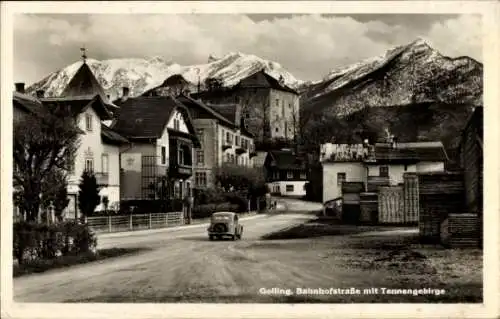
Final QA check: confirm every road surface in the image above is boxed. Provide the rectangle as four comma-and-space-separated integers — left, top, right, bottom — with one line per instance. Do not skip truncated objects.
15, 199, 327, 303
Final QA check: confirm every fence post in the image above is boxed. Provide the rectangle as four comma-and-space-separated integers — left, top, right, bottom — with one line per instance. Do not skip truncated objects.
165, 213, 168, 226
129, 214, 133, 230
149, 213, 152, 229
108, 215, 112, 233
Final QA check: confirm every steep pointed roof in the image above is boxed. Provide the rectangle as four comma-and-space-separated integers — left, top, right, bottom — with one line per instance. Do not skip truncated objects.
60, 62, 115, 108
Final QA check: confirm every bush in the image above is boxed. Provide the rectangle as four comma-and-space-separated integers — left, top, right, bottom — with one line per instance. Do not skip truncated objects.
118, 199, 183, 215
193, 188, 226, 205
13, 221, 97, 265
223, 192, 249, 212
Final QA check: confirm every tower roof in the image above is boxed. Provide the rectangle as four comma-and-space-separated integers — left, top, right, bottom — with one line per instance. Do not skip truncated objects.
60, 62, 115, 108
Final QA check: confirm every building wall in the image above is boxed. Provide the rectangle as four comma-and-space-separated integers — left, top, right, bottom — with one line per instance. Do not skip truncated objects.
166, 109, 190, 134
322, 162, 365, 202
192, 118, 255, 189
416, 161, 445, 172
461, 120, 482, 214
367, 164, 417, 185
268, 88, 300, 140
267, 180, 307, 197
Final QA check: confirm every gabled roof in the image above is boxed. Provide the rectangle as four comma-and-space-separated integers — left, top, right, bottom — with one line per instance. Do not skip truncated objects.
177, 95, 253, 137
13, 91, 43, 114
265, 150, 306, 170
101, 124, 129, 145
60, 62, 117, 109
40, 94, 113, 120
371, 141, 448, 163
111, 96, 199, 145
239, 70, 298, 94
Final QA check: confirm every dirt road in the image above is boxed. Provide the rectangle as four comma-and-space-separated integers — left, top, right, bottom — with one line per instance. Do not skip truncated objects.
14, 210, 320, 303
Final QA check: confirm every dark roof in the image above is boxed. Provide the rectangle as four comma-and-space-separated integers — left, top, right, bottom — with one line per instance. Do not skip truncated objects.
13, 91, 43, 114
459, 106, 483, 150
111, 96, 199, 145
177, 95, 253, 137
176, 95, 234, 127
61, 62, 116, 109
239, 70, 298, 94
369, 142, 448, 163
163, 74, 189, 86
101, 124, 129, 145
265, 150, 306, 169
40, 95, 113, 120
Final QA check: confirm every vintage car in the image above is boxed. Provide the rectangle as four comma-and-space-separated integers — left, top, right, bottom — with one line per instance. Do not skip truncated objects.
207, 211, 243, 241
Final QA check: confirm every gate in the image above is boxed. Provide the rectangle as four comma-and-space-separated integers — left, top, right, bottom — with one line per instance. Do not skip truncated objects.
378, 186, 404, 224
403, 173, 419, 223
142, 156, 160, 200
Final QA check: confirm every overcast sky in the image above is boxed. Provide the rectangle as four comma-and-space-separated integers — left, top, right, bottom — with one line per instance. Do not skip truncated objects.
14, 13, 482, 85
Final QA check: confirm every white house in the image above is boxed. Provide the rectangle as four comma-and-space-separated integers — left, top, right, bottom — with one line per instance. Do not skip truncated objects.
38, 59, 128, 219
263, 149, 308, 197
321, 140, 448, 203
112, 95, 201, 201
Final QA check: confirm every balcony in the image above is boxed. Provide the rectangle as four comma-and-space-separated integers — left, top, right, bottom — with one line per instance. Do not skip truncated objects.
367, 176, 390, 192
169, 137, 193, 179
222, 141, 232, 151
94, 172, 109, 186
235, 147, 246, 155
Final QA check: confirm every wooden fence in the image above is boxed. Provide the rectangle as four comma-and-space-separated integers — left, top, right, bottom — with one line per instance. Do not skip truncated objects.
403, 173, 419, 223
86, 211, 184, 234
440, 213, 480, 248
378, 186, 405, 223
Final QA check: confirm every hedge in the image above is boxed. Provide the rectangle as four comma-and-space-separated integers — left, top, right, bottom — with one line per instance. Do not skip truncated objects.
13, 221, 97, 265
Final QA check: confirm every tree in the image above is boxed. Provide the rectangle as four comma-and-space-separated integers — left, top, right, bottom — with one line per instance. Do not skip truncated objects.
205, 77, 223, 91
13, 106, 80, 222
78, 170, 101, 221
41, 169, 70, 222
214, 164, 265, 195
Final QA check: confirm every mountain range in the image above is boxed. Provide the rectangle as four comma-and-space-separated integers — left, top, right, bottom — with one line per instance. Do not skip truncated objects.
26, 38, 483, 153
26, 52, 303, 101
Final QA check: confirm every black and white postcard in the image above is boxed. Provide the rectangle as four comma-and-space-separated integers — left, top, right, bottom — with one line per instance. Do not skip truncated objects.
1, 1, 499, 319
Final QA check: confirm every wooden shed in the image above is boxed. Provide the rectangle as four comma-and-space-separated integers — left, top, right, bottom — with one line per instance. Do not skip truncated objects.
418, 171, 465, 242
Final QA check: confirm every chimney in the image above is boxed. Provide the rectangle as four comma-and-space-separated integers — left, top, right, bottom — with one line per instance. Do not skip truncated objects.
15, 82, 25, 93
122, 87, 130, 101
36, 90, 45, 98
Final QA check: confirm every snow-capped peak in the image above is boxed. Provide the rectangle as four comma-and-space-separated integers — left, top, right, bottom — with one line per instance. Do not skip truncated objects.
27, 51, 304, 100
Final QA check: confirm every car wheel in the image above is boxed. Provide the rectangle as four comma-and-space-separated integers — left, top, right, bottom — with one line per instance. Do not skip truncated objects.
209, 235, 214, 241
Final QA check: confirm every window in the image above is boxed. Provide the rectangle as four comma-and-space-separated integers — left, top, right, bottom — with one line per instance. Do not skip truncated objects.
337, 172, 346, 186
101, 154, 109, 173
241, 138, 247, 149
287, 171, 293, 179
273, 171, 279, 180
178, 147, 184, 165
85, 114, 92, 131
196, 129, 204, 146
174, 118, 180, 130
276, 98, 279, 106
282, 103, 285, 117
286, 185, 294, 192
226, 132, 233, 144
289, 103, 292, 109
404, 164, 408, 171
380, 166, 389, 177
300, 172, 306, 179
85, 158, 94, 173
196, 150, 204, 165
230, 154, 235, 164
195, 172, 207, 187
226, 153, 231, 163
274, 185, 280, 193
161, 146, 166, 165
275, 127, 279, 132
235, 135, 240, 146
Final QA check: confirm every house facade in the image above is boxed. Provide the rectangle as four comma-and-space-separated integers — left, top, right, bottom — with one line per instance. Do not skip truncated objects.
112, 96, 200, 201
190, 70, 300, 142
263, 149, 308, 197
13, 58, 128, 220
321, 140, 448, 203
175, 95, 256, 189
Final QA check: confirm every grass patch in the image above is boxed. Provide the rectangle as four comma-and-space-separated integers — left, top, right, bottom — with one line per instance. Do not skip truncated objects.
261, 218, 395, 240
13, 247, 150, 277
